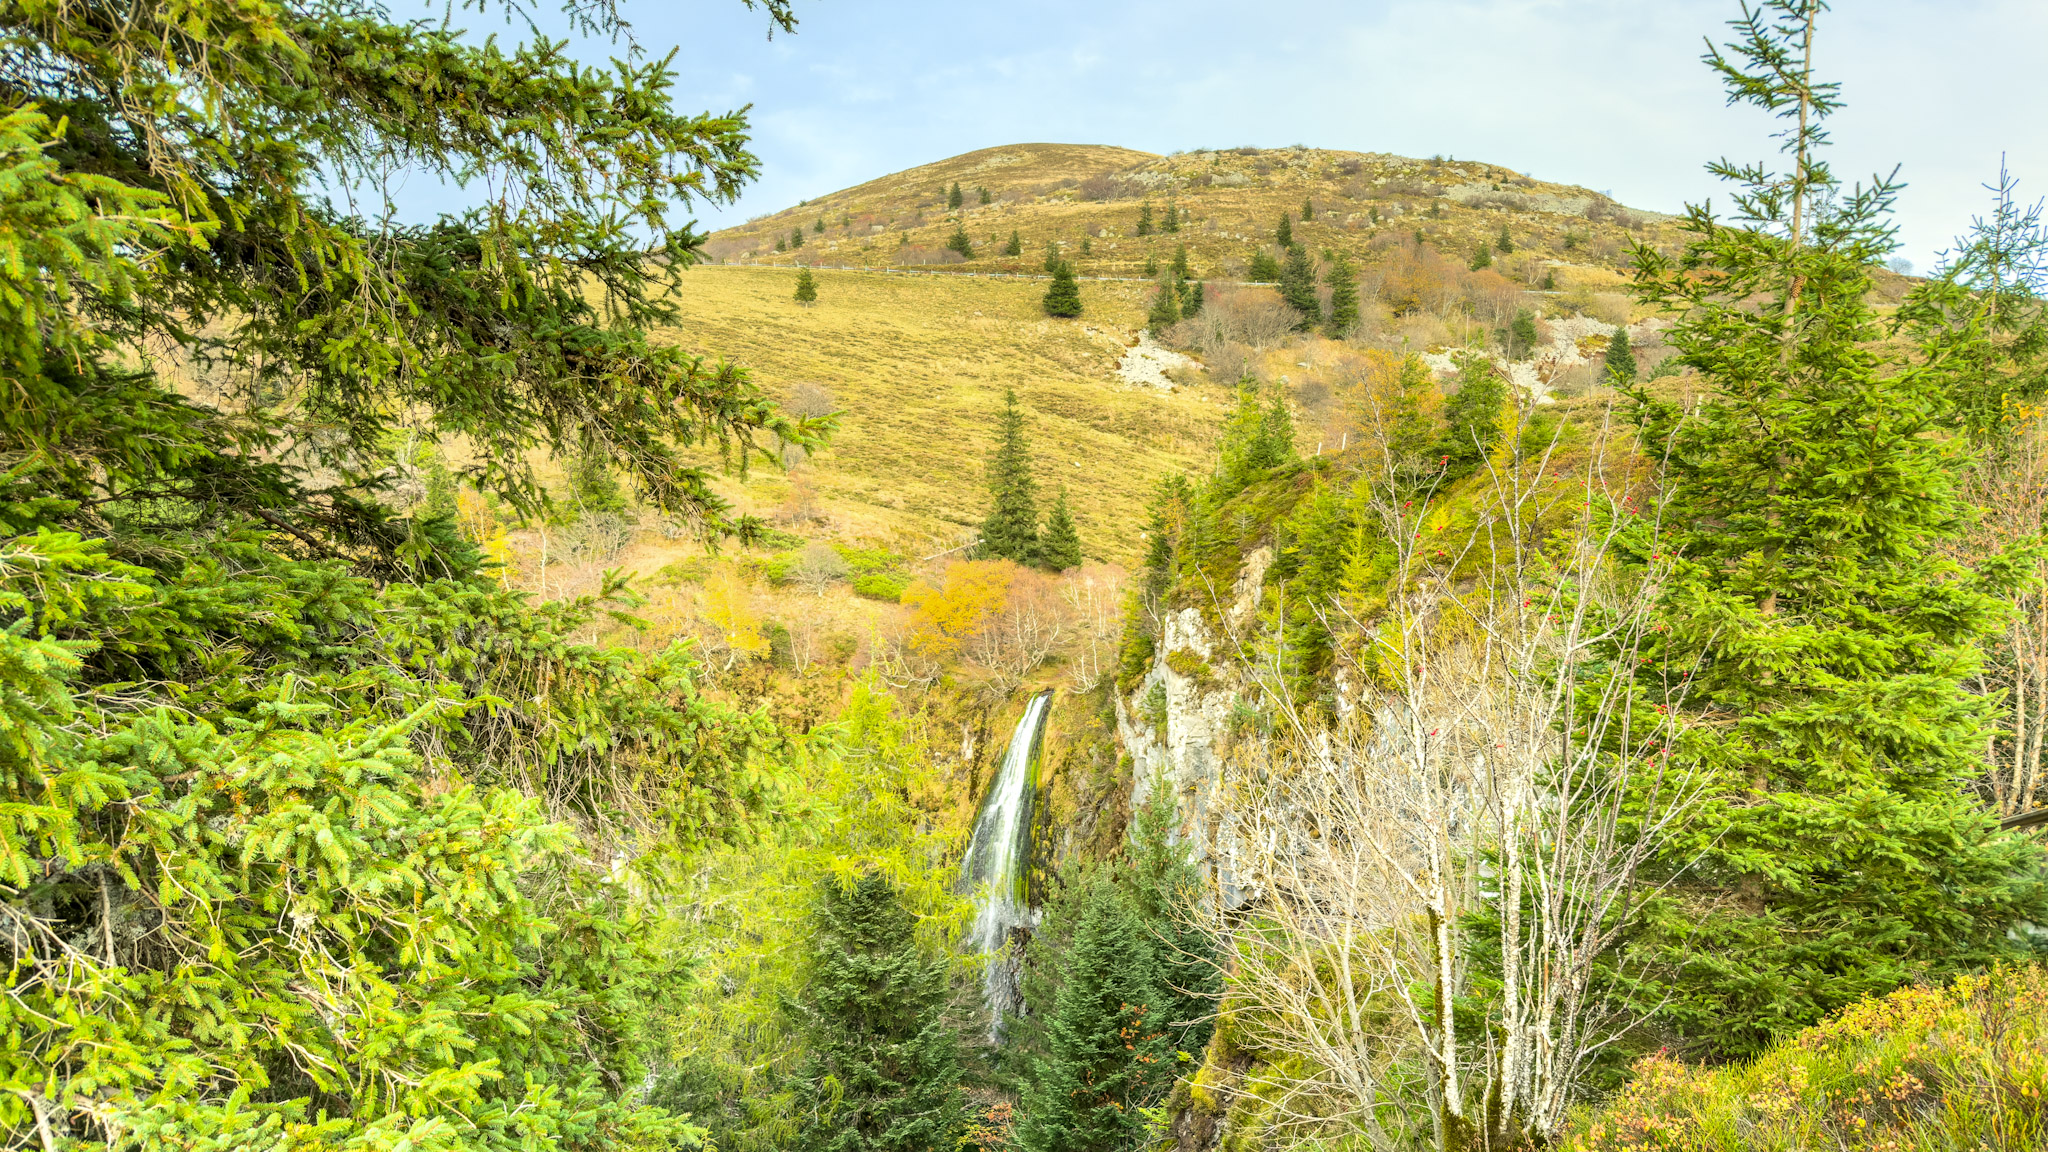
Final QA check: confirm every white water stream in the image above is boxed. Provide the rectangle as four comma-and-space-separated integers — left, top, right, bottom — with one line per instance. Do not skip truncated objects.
956, 689, 1052, 1032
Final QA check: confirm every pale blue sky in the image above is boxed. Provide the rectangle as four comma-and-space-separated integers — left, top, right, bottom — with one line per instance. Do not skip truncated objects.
418, 0, 2046, 270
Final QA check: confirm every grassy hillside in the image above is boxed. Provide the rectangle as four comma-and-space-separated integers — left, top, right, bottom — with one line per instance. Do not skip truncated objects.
656, 264, 1223, 563
706, 142, 1675, 285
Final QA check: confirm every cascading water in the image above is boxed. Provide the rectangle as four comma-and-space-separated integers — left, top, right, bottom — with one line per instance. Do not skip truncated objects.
956, 689, 1052, 1034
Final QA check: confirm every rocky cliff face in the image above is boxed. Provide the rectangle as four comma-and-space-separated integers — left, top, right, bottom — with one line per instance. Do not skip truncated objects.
1113, 546, 1273, 907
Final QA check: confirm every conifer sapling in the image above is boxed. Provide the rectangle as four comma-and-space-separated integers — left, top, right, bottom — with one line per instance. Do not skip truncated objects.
793, 266, 817, 303
1043, 262, 1083, 318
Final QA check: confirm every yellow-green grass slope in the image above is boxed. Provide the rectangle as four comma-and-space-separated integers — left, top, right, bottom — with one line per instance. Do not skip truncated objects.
1568, 965, 2048, 1152
708, 143, 1677, 284
656, 264, 1223, 563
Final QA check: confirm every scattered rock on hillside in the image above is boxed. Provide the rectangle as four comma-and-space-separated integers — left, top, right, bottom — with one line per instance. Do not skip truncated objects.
1116, 332, 1197, 391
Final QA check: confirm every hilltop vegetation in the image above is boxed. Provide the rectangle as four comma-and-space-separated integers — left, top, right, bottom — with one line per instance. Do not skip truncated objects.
707, 141, 1675, 290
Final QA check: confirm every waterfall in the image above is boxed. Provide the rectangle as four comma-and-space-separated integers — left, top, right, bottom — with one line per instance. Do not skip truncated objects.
957, 689, 1052, 1032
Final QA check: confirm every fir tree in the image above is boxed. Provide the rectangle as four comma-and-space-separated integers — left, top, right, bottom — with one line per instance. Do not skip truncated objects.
776, 235, 787, 252
1142, 254, 1159, 277
1508, 308, 1539, 357
1301, 196, 1314, 222
1495, 223, 1514, 253
1469, 241, 1492, 270
1163, 202, 1180, 233
947, 181, 963, 209
1080, 236, 1093, 256
792, 226, 804, 249
793, 266, 817, 303
1015, 879, 1171, 1152
1276, 211, 1293, 247
1147, 277, 1182, 330
1043, 262, 1083, 317
1324, 252, 1360, 338
1171, 243, 1190, 280
1124, 786, 1218, 1060
1603, 325, 1636, 382
1279, 245, 1321, 330
946, 224, 974, 260
1044, 240, 1062, 272
1180, 280, 1205, 318
1541, 268, 1557, 290
1136, 202, 1154, 237
1039, 487, 1083, 571
1004, 230, 1023, 256
978, 185, 991, 205
814, 215, 826, 233
1248, 248, 1282, 282
1432, 353, 1506, 481
787, 872, 966, 1152
981, 389, 1041, 563
1621, 0, 2048, 1058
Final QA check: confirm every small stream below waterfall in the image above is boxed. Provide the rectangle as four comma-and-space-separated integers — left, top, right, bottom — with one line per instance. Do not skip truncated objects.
956, 689, 1052, 1034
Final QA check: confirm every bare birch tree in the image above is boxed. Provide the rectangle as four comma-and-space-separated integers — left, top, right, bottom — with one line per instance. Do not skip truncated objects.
1217, 402, 1704, 1150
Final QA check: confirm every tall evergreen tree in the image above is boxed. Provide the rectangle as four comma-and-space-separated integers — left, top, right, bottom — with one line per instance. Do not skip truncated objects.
1495, 223, 1514, 253
1276, 211, 1293, 247
1469, 241, 1491, 270
794, 266, 817, 302
947, 181, 963, 209
1044, 240, 1062, 273
1136, 202, 1154, 236
1040, 487, 1083, 571
1004, 230, 1023, 256
1123, 786, 1218, 1060
1248, 248, 1282, 282
1603, 324, 1637, 382
1279, 245, 1321, 330
980, 389, 1041, 562
945, 224, 974, 259
1171, 243, 1191, 280
814, 215, 826, 233
787, 872, 966, 1152
1180, 280, 1205, 318
1433, 353, 1507, 481
1508, 308, 1540, 357
1301, 196, 1314, 222
1015, 879, 1171, 1152
792, 226, 805, 249
1147, 277, 1183, 330
1621, 0, 2048, 1059
1163, 202, 1181, 233
1043, 262, 1083, 317
978, 185, 991, 205
1324, 252, 1359, 337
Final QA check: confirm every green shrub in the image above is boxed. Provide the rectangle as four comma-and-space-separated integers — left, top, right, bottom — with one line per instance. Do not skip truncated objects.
852, 572, 911, 602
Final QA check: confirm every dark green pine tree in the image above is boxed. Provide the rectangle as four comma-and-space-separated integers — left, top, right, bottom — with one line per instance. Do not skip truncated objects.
1495, 223, 1514, 253
794, 267, 817, 303
1043, 240, 1062, 273
947, 181, 963, 209
1301, 196, 1313, 222
1275, 211, 1293, 247
1621, 0, 2048, 1060
814, 215, 826, 234
775, 235, 787, 252
1039, 487, 1082, 571
1142, 254, 1159, 277
1136, 202, 1154, 237
1432, 353, 1506, 481
1247, 248, 1282, 282
1122, 786, 1218, 1060
1278, 245, 1321, 330
792, 226, 804, 249
1324, 253, 1359, 338
1179, 280, 1204, 318
787, 873, 966, 1152
1541, 268, 1557, 290
980, 389, 1041, 563
1508, 308, 1539, 357
1004, 230, 1023, 256
978, 185, 991, 205
1170, 243, 1190, 280
1163, 202, 1181, 233
946, 223, 974, 259
1015, 878, 1171, 1152
1043, 262, 1083, 317
1147, 277, 1182, 330
1603, 324, 1637, 382
1469, 241, 1491, 270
